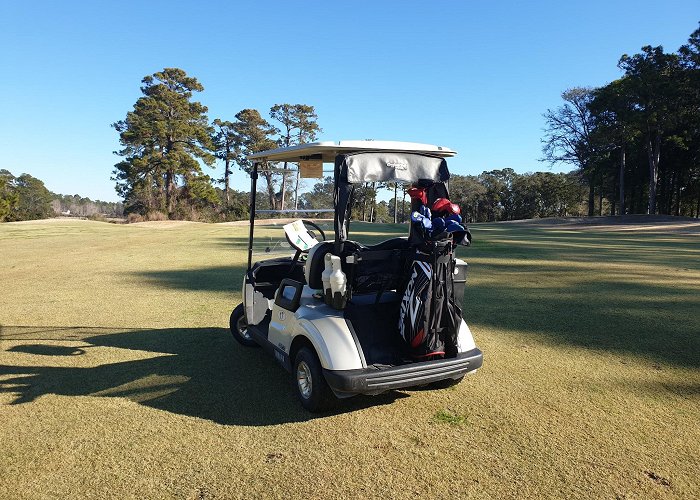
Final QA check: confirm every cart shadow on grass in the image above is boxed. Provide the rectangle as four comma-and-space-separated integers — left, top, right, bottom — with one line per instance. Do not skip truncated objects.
0, 325, 405, 426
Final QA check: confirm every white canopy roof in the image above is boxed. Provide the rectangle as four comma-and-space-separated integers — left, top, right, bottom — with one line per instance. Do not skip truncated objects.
247, 140, 456, 163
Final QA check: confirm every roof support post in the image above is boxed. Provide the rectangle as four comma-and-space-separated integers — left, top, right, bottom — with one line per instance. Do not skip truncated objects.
247, 162, 259, 272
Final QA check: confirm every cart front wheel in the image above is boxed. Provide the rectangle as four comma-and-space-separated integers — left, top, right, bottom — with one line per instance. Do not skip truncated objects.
229, 304, 258, 347
294, 346, 335, 412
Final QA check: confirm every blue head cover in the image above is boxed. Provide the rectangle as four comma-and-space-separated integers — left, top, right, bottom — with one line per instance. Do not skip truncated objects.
411, 211, 433, 230
445, 220, 464, 234
431, 217, 446, 234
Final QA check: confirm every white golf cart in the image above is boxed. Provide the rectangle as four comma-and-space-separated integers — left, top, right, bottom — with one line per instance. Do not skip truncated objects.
230, 141, 482, 411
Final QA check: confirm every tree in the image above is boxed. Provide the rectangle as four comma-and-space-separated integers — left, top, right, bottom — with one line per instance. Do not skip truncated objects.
269, 104, 322, 210
590, 78, 640, 215
374, 200, 390, 223
384, 182, 401, 223
299, 176, 334, 210
541, 87, 598, 215
0, 170, 19, 221
448, 175, 487, 223
477, 169, 517, 221
232, 109, 279, 210
49, 193, 123, 217
178, 172, 219, 220
112, 68, 215, 218
618, 46, 682, 214
678, 24, 700, 217
211, 119, 237, 205
291, 105, 322, 209
352, 183, 381, 221
12, 173, 53, 220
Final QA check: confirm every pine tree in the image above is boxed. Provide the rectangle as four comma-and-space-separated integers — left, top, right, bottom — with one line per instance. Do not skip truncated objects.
112, 68, 214, 218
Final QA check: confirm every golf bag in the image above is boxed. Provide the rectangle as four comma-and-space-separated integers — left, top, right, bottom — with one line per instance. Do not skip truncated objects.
398, 239, 461, 359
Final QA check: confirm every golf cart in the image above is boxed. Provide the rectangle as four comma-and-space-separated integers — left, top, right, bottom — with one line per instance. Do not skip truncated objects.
230, 141, 483, 411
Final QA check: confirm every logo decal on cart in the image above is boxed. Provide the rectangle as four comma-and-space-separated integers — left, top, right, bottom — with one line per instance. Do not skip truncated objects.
386, 160, 408, 171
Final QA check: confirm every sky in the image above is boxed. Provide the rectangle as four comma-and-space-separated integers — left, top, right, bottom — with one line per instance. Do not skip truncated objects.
1, 1, 698, 202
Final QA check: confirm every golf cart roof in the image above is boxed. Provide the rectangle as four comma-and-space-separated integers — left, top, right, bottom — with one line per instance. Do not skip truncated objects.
247, 140, 456, 163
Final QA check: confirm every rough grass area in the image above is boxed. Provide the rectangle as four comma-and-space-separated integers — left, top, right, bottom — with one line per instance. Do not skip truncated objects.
1, 218, 699, 499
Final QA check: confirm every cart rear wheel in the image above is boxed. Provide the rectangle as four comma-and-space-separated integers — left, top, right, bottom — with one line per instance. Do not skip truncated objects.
294, 346, 335, 412
229, 304, 258, 347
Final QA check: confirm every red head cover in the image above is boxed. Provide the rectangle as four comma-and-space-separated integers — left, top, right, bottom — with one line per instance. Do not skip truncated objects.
432, 197, 461, 215
432, 198, 451, 213
407, 187, 428, 206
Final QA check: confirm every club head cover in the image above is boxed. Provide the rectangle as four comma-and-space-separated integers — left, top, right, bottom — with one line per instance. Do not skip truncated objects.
455, 229, 472, 246
431, 198, 452, 214
411, 211, 433, 230
449, 203, 461, 215
431, 217, 446, 234
419, 205, 432, 219
407, 187, 428, 206
445, 220, 464, 234
446, 213, 462, 224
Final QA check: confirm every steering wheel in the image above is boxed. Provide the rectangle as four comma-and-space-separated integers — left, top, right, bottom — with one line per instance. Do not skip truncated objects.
283, 219, 326, 254
301, 219, 326, 243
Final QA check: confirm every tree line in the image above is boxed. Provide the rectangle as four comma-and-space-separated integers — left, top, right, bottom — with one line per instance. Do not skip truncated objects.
542, 23, 700, 217
112, 68, 320, 222
0, 169, 123, 222
11, 30, 698, 227
297, 169, 587, 224
115, 49, 700, 226
112, 67, 590, 225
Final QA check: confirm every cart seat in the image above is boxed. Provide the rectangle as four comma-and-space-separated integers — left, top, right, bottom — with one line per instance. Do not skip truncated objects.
250, 257, 306, 298
305, 238, 412, 294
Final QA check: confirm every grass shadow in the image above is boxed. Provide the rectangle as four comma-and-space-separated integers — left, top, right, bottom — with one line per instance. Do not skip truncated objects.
8, 344, 86, 356
133, 266, 246, 293
0, 326, 402, 425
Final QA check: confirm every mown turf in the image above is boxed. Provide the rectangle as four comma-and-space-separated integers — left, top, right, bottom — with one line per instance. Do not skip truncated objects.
1, 218, 698, 499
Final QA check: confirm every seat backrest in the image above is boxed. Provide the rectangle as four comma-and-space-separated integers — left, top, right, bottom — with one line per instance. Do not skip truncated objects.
305, 241, 333, 289
305, 238, 412, 294
348, 239, 412, 294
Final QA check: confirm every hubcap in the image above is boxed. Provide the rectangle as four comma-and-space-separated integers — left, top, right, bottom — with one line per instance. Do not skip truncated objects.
237, 316, 252, 340
297, 361, 313, 399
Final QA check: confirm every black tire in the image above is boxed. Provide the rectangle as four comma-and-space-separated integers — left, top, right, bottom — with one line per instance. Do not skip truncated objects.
229, 304, 258, 347
431, 376, 464, 389
293, 346, 335, 412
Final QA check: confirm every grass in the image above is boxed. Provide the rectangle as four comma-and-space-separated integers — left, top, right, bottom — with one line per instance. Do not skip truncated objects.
433, 409, 469, 426
1, 217, 699, 499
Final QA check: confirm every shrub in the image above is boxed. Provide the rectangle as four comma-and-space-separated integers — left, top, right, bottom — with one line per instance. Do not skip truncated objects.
87, 213, 107, 222
145, 211, 167, 221
127, 213, 144, 223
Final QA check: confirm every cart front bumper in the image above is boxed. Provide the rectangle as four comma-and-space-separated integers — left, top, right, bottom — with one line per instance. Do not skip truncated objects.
323, 348, 483, 396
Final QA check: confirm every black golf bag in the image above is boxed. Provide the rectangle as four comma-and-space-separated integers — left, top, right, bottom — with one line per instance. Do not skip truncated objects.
398, 239, 462, 359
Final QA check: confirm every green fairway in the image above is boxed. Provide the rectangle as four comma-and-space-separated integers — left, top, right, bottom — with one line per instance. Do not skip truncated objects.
1, 218, 699, 499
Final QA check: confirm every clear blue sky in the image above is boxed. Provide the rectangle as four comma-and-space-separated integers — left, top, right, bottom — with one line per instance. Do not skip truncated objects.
1, 1, 697, 202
